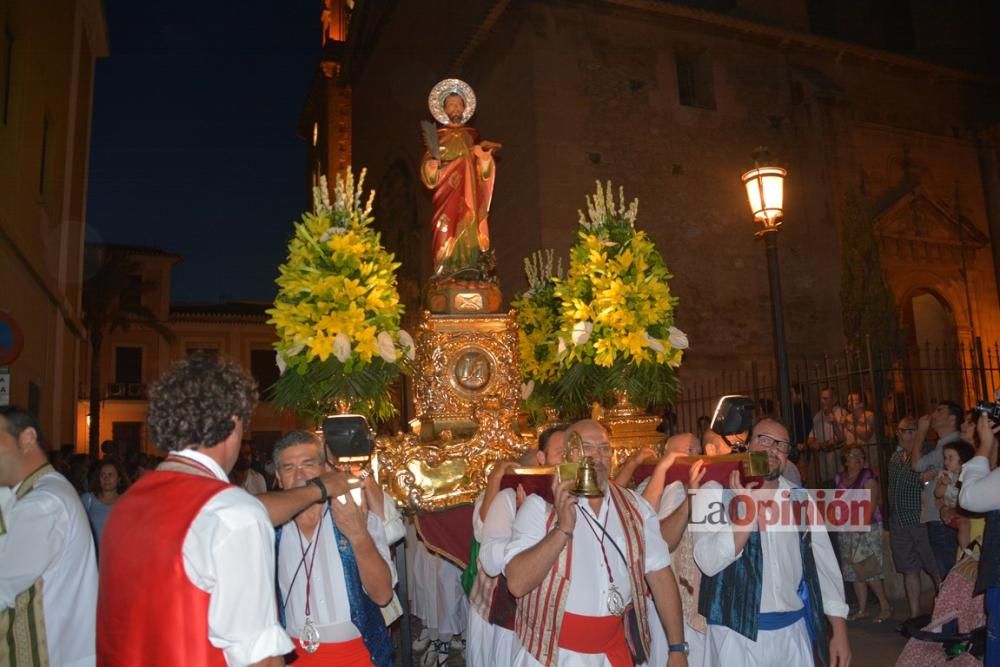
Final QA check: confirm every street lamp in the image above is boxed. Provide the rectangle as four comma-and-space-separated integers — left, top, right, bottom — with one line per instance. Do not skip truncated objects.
741, 147, 791, 424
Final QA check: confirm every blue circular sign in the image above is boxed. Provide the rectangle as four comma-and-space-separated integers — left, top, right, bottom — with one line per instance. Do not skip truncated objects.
0, 313, 24, 365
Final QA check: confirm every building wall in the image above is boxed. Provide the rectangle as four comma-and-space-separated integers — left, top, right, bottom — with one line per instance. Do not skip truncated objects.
76, 315, 296, 454
344, 0, 1000, 396
0, 0, 107, 447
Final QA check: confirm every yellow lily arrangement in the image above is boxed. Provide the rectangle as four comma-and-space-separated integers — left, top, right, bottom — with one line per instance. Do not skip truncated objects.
551, 181, 687, 415
267, 169, 411, 421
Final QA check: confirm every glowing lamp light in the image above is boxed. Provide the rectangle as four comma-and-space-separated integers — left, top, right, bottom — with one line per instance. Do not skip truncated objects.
741, 164, 786, 232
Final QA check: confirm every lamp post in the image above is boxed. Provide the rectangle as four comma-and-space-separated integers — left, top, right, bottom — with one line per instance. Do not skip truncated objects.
741, 147, 792, 424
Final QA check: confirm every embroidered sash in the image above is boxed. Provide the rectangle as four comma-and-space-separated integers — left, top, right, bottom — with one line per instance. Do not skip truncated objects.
0, 464, 54, 667
514, 484, 649, 667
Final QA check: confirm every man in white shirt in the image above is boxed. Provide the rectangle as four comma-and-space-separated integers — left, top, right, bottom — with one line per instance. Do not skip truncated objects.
910, 401, 963, 578
808, 387, 846, 483
97, 354, 351, 666
637, 433, 708, 667
505, 419, 688, 666
0, 406, 98, 667
273, 430, 394, 666
692, 418, 851, 667
469, 427, 567, 667
241, 442, 269, 495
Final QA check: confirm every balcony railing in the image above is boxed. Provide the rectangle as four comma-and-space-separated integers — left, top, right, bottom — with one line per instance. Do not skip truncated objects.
105, 382, 147, 400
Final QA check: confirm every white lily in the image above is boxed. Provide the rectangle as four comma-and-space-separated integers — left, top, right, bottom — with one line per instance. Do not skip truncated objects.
275, 351, 287, 375
376, 331, 397, 363
397, 329, 416, 361
571, 321, 594, 346
333, 333, 351, 362
557, 337, 568, 359
643, 331, 665, 354
521, 380, 535, 401
668, 326, 689, 350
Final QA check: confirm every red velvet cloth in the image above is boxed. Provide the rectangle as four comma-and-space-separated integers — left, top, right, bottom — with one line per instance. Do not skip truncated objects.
289, 637, 372, 666
633, 457, 761, 488
98, 470, 230, 666
558, 611, 633, 667
415, 504, 475, 568
500, 472, 556, 503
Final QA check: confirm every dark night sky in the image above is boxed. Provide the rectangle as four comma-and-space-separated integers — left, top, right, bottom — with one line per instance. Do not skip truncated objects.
86, 1, 320, 303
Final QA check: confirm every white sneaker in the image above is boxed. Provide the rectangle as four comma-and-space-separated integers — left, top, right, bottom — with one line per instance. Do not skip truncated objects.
420, 640, 449, 667
412, 628, 431, 653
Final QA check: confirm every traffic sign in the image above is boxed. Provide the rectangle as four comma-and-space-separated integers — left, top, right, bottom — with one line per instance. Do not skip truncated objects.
0, 313, 24, 366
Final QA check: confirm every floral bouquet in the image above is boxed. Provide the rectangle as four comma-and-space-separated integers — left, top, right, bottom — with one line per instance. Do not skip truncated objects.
511, 249, 563, 422
553, 181, 687, 416
267, 169, 412, 422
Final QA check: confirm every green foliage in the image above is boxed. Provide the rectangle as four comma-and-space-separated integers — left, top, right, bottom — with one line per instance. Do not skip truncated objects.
840, 192, 901, 356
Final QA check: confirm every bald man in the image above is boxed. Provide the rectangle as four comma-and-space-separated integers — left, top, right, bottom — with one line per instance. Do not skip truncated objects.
504, 420, 688, 666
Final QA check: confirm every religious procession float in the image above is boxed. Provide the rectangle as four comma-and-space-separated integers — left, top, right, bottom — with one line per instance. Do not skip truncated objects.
266, 78, 689, 565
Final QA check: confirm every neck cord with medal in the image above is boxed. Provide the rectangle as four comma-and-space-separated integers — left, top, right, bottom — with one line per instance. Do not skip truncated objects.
295, 507, 326, 653
578, 502, 627, 616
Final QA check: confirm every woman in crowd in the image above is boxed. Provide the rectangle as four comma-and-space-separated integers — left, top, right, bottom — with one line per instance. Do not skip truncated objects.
81, 458, 129, 551
836, 446, 892, 622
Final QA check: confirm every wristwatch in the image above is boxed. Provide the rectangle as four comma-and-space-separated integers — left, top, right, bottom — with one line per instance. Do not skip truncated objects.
668, 641, 689, 656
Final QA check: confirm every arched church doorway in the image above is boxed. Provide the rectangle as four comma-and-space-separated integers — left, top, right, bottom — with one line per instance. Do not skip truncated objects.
901, 289, 962, 410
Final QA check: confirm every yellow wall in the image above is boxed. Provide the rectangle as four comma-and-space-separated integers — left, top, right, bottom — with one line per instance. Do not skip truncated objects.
0, 0, 108, 448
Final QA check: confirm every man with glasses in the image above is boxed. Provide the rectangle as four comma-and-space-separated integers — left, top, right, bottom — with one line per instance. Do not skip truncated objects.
504, 419, 688, 666
693, 418, 851, 666
888, 416, 940, 622
910, 401, 963, 578
272, 430, 394, 666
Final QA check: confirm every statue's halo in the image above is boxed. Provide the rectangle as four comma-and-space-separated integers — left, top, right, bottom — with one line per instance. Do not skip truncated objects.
428, 78, 476, 125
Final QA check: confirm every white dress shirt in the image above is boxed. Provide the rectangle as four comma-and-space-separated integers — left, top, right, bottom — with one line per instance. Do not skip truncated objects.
242, 468, 268, 496
467, 489, 519, 667
915, 432, 960, 523
504, 487, 670, 667
692, 478, 848, 618
480, 488, 517, 577
277, 504, 394, 643
173, 449, 294, 665
959, 455, 1000, 512
0, 469, 98, 667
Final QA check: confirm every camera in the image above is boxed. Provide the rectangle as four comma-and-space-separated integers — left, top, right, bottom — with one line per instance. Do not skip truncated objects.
973, 401, 1000, 424
321, 414, 374, 465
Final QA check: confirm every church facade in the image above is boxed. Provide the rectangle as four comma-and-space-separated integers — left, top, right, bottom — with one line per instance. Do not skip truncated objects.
309, 0, 1000, 402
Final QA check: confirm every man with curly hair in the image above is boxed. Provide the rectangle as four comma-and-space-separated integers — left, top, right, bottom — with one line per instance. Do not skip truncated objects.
96, 354, 352, 666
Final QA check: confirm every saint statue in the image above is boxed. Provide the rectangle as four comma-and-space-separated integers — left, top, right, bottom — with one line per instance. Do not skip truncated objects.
420, 79, 501, 284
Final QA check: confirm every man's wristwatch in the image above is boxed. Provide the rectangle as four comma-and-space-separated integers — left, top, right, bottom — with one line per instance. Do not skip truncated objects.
308, 476, 329, 504
668, 641, 689, 656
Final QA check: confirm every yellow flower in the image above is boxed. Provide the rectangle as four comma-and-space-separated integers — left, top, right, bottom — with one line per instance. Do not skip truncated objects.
353, 325, 378, 362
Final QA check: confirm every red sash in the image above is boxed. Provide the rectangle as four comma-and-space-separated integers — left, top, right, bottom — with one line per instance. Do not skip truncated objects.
558, 611, 633, 667
291, 637, 371, 666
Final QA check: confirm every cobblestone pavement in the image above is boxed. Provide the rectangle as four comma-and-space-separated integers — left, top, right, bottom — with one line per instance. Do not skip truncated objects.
393, 612, 917, 666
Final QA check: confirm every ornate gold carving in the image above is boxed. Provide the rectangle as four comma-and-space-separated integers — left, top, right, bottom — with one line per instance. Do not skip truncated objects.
455, 293, 484, 311
378, 395, 528, 511
376, 310, 530, 510
602, 391, 665, 472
